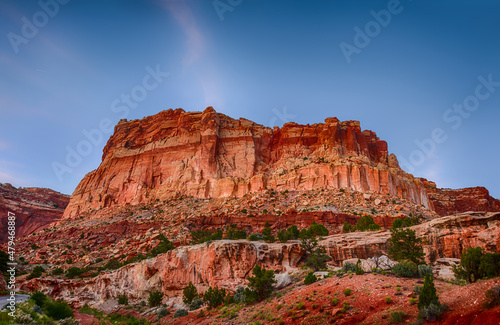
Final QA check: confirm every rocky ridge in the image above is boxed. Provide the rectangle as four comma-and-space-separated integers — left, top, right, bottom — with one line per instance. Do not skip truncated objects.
0, 183, 69, 243
64, 107, 435, 219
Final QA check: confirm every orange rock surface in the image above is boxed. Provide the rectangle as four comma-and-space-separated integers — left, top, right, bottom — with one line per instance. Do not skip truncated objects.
0, 183, 69, 242
64, 107, 432, 219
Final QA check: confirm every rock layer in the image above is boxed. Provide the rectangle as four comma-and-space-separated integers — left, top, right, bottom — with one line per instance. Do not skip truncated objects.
64, 108, 432, 219
320, 211, 500, 264
22, 240, 303, 307
424, 181, 500, 216
0, 183, 69, 242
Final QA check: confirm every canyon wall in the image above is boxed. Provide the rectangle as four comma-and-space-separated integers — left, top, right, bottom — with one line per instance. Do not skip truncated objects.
64, 107, 431, 219
0, 183, 69, 242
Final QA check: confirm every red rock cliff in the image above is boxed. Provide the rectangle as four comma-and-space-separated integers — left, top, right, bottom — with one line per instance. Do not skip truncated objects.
64, 107, 429, 218
63, 108, 431, 219
0, 183, 69, 242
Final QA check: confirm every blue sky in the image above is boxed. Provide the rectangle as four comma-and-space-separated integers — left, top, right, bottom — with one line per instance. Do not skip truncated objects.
0, 0, 499, 198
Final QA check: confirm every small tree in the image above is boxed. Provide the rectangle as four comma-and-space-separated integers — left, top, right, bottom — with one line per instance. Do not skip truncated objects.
150, 234, 175, 257
148, 290, 164, 307
262, 222, 275, 243
356, 215, 381, 231
300, 229, 329, 271
355, 259, 364, 275
453, 247, 483, 283
118, 294, 128, 305
304, 271, 317, 285
202, 286, 226, 308
418, 274, 439, 310
388, 227, 424, 265
183, 281, 199, 305
286, 225, 300, 239
247, 265, 276, 301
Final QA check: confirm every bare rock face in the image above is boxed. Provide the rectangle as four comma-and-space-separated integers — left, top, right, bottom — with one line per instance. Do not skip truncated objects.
320, 211, 500, 265
0, 183, 69, 242
425, 182, 500, 216
63, 107, 432, 219
22, 240, 304, 307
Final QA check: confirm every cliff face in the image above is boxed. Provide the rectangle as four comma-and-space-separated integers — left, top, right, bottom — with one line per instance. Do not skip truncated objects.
0, 183, 69, 242
423, 180, 500, 216
64, 107, 431, 219
22, 240, 303, 307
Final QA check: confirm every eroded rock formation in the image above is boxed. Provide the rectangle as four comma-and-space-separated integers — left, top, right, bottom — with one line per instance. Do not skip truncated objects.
0, 183, 69, 242
64, 107, 432, 219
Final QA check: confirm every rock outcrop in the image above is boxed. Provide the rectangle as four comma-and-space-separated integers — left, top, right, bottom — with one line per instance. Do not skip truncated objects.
0, 183, 69, 242
22, 240, 304, 307
423, 180, 500, 216
64, 107, 432, 219
321, 211, 500, 264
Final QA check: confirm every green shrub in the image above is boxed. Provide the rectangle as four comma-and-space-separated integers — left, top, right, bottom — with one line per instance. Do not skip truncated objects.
389, 311, 406, 323
27, 266, 44, 279
344, 288, 352, 296
30, 291, 48, 308
104, 258, 121, 270
247, 265, 276, 301
225, 225, 247, 240
157, 307, 169, 319
148, 290, 164, 307
419, 303, 445, 321
248, 233, 263, 241
150, 234, 175, 257
304, 272, 317, 285
203, 286, 226, 308
342, 262, 356, 273
388, 228, 424, 265
66, 267, 86, 279
409, 298, 417, 305
391, 216, 419, 229
385, 296, 392, 304
277, 230, 289, 243
183, 281, 199, 305
330, 297, 339, 306
286, 225, 300, 239
418, 264, 433, 278
52, 267, 64, 276
479, 253, 500, 279
233, 286, 246, 304
262, 222, 275, 243
118, 294, 128, 305
189, 297, 203, 310
342, 221, 356, 233
418, 274, 439, 310
191, 229, 223, 244
44, 300, 74, 320
356, 215, 381, 231
308, 222, 329, 237
483, 286, 500, 309
173, 309, 188, 318
392, 261, 418, 278
355, 259, 364, 275
453, 247, 483, 283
